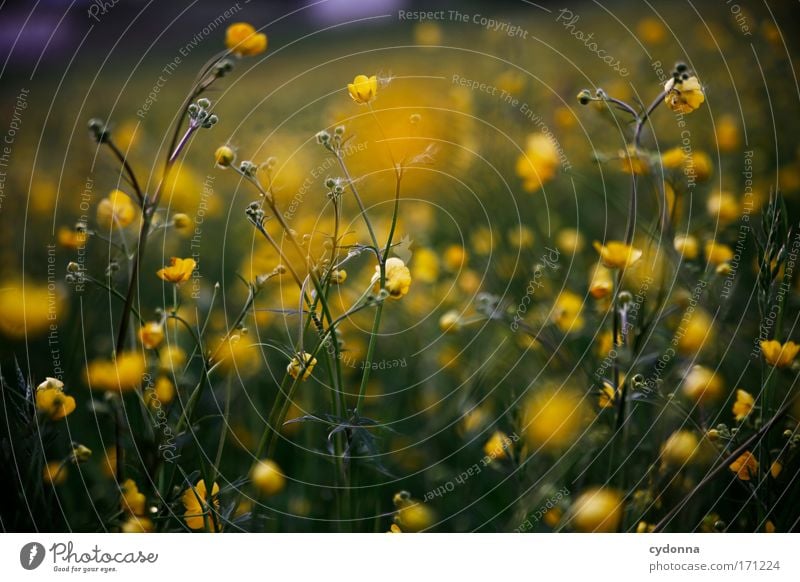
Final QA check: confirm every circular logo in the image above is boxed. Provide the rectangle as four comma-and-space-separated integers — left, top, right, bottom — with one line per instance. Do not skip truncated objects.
19, 542, 45, 570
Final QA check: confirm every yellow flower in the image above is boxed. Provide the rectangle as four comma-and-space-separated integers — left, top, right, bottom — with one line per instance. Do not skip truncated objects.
570, 487, 623, 532
681, 365, 724, 404
214, 334, 261, 374
760, 340, 799, 368
86, 352, 145, 392
97, 189, 137, 229
508, 226, 535, 249
214, 145, 235, 167
414, 22, 442, 46
374, 257, 412, 299
145, 376, 175, 408
673, 234, 699, 260
664, 75, 705, 114
182, 479, 220, 530
732, 389, 755, 421
598, 381, 616, 409
716, 115, 740, 151
729, 451, 759, 481
707, 190, 741, 224
661, 430, 699, 466
159, 345, 187, 373
619, 145, 649, 175
121, 478, 146, 516
172, 213, 192, 232
0, 281, 63, 339
483, 430, 513, 461
556, 228, 585, 254
225, 22, 267, 56
637, 17, 666, 44
43, 461, 67, 486
250, 459, 286, 496
439, 310, 461, 333
594, 241, 643, 269
588, 264, 613, 299
516, 133, 560, 192
35, 377, 76, 421
329, 269, 347, 284
704, 240, 734, 265
676, 309, 714, 355
552, 290, 584, 333
412, 247, 440, 283
157, 257, 196, 284
57, 226, 88, 249
442, 245, 468, 271
139, 321, 164, 349
636, 521, 656, 533
347, 74, 378, 104
121, 516, 154, 533
393, 495, 435, 532
287, 351, 317, 381
387, 524, 403, 533
522, 385, 588, 451
770, 460, 783, 479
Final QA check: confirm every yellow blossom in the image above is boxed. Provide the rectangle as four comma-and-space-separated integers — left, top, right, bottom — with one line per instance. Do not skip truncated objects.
716, 115, 740, 151
637, 17, 666, 44
556, 228, 585, 254
732, 389, 755, 421
57, 226, 88, 249
707, 190, 741, 224
35, 377, 76, 420
729, 451, 758, 481
159, 345, 187, 373
0, 281, 63, 339
439, 310, 461, 333
704, 240, 734, 265
121, 479, 146, 516
329, 269, 347, 284
287, 351, 317, 381
664, 75, 705, 114
760, 340, 799, 368
214, 145, 235, 167
43, 461, 67, 486
673, 234, 699, 260
412, 247, 440, 283
483, 430, 513, 461
139, 321, 164, 349
394, 495, 435, 532
86, 352, 145, 392
682, 365, 724, 404
347, 74, 378, 104
144, 376, 175, 408
589, 264, 613, 299
373, 257, 411, 299
157, 257, 196, 284
522, 385, 588, 451
570, 487, 623, 532
770, 460, 783, 478
172, 213, 192, 232
552, 290, 584, 333
598, 381, 616, 409
182, 479, 220, 530
593, 241, 643, 269
516, 133, 560, 191
97, 189, 137, 229
661, 430, 699, 466
508, 226, 535, 249
676, 309, 714, 355
250, 459, 286, 496
619, 145, 649, 175
121, 516, 154, 533
225, 23, 267, 56
637, 521, 656, 533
